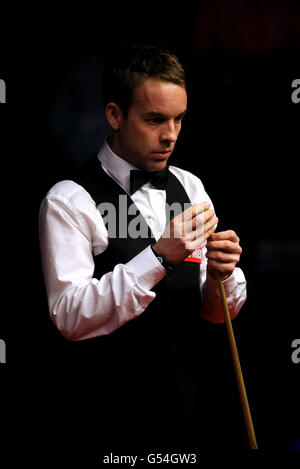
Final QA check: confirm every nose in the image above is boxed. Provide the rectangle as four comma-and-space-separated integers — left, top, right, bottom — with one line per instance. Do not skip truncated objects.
160, 120, 178, 145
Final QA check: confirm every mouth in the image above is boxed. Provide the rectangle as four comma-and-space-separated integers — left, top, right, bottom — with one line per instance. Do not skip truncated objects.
152, 150, 172, 160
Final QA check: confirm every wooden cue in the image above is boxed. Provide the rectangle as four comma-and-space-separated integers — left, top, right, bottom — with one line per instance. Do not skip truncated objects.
217, 274, 258, 449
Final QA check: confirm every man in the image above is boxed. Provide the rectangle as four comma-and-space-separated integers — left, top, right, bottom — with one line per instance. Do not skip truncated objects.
39, 44, 246, 452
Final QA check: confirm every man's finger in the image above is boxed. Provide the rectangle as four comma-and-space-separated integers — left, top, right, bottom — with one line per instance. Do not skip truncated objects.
185, 209, 217, 236
207, 239, 242, 254
184, 202, 211, 221
206, 250, 241, 263
209, 230, 239, 243
190, 208, 216, 231
185, 216, 218, 249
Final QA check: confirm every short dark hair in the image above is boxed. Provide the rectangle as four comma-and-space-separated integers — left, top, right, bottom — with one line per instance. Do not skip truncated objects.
102, 44, 186, 116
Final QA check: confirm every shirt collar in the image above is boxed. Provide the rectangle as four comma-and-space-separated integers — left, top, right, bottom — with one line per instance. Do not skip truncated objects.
97, 137, 138, 194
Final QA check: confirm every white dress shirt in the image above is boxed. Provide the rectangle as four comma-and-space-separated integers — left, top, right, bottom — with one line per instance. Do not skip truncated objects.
39, 139, 247, 341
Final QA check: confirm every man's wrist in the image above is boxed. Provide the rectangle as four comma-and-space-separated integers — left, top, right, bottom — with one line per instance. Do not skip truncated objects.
207, 269, 233, 282
221, 273, 231, 282
150, 243, 174, 274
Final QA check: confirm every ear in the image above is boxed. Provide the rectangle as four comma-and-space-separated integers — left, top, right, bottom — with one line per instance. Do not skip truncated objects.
105, 102, 124, 131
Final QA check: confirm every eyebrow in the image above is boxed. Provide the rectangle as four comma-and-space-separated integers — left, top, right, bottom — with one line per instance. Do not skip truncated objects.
143, 110, 187, 119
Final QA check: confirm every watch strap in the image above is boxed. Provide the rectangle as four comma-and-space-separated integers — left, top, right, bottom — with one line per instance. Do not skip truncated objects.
150, 243, 174, 278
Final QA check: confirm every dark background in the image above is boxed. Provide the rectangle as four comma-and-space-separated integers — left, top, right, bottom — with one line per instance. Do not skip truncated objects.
1, 1, 299, 461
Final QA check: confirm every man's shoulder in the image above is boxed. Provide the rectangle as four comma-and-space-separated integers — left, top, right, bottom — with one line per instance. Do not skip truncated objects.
46, 179, 86, 199
43, 179, 96, 211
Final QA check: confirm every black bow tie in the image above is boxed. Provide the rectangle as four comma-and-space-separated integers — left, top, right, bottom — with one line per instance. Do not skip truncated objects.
130, 167, 169, 195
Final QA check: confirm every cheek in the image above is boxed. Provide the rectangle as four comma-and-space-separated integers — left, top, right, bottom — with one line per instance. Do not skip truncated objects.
176, 122, 182, 136
134, 124, 156, 147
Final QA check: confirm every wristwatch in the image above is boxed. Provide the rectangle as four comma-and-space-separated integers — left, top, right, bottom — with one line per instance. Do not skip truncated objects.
150, 243, 174, 277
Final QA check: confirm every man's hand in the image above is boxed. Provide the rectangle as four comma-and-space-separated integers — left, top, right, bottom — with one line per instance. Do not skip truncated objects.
206, 230, 242, 280
153, 202, 218, 265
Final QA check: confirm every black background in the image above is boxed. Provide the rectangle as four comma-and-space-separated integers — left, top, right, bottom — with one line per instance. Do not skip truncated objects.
1, 1, 299, 462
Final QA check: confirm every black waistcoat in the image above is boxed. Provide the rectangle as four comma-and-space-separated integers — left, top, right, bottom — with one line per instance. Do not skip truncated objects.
73, 154, 202, 358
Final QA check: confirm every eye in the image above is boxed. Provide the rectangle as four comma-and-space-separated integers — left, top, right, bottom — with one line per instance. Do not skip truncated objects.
148, 117, 165, 124
175, 114, 185, 123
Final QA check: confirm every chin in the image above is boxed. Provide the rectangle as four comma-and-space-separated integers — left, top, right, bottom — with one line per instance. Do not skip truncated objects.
150, 160, 168, 171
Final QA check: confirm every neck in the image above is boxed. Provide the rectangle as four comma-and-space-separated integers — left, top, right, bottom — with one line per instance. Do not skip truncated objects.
107, 135, 128, 163
107, 134, 146, 171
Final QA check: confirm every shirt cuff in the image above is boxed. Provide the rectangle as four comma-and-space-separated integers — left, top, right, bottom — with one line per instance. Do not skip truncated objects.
205, 267, 245, 290
222, 267, 246, 297
125, 245, 166, 291
201, 267, 247, 323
